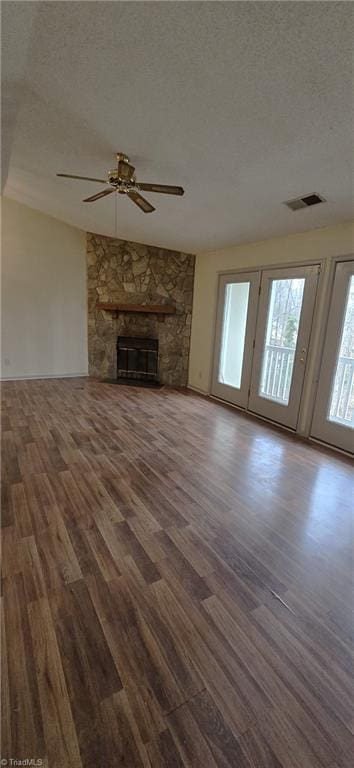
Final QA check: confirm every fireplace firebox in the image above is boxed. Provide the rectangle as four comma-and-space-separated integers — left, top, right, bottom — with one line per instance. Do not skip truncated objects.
116, 336, 159, 385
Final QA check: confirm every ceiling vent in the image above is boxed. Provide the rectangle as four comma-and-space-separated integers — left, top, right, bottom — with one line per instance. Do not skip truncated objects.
284, 193, 326, 211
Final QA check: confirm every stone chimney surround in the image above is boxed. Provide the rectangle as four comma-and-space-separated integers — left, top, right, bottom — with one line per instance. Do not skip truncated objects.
87, 232, 195, 386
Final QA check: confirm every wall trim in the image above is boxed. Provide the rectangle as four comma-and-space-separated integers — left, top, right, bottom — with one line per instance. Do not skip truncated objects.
187, 384, 209, 396
1, 373, 89, 381
216, 255, 324, 278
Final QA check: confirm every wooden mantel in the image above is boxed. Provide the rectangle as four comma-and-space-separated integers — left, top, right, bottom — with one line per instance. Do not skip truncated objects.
96, 302, 176, 315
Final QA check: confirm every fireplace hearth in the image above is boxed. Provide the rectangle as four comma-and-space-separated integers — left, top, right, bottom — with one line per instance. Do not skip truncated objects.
116, 336, 160, 386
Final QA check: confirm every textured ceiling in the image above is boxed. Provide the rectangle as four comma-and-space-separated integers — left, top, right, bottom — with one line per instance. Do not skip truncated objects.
2, 1, 354, 252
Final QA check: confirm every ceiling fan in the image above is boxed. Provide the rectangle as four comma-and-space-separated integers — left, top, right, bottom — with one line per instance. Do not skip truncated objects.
57, 152, 184, 213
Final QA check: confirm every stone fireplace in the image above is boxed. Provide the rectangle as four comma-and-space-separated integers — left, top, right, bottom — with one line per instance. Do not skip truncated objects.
87, 233, 195, 386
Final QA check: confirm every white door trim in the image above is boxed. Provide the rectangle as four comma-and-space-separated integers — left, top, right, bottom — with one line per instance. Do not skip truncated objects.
311, 259, 354, 453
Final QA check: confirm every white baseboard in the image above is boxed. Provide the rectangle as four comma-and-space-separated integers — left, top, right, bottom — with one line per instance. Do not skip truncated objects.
187, 384, 209, 396
1, 372, 89, 381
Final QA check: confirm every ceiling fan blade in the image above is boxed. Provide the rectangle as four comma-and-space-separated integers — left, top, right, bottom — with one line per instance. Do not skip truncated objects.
138, 183, 184, 196
57, 173, 108, 183
83, 189, 115, 203
127, 191, 155, 213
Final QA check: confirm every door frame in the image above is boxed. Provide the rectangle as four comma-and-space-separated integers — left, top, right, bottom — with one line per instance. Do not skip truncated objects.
310, 258, 354, 453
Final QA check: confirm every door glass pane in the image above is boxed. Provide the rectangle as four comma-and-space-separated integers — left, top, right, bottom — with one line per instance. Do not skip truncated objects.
259, 278, 305, 405
328, 275, 354, 427
218, 282, 250, 389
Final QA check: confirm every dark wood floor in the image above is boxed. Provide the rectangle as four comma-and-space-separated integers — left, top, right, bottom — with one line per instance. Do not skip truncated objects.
1, 377, 353, 768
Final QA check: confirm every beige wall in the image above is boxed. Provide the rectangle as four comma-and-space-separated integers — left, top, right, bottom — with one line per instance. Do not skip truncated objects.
1, 197, 88, 379
189, 221, 354, 430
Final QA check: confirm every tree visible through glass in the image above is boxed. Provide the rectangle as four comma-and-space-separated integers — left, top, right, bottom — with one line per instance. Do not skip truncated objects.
328, 275, 354, 427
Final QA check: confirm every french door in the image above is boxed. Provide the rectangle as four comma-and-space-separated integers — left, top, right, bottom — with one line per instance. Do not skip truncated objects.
311, 260, 354, 453
212, 264, 319, 430
248, 265, 319, 428
212, 272, 260, 407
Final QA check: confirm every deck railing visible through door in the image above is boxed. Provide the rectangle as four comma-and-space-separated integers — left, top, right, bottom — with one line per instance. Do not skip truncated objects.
260, 344, 295, 404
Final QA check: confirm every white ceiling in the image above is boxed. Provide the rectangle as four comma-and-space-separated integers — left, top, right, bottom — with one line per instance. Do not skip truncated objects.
3, 1, 354, 253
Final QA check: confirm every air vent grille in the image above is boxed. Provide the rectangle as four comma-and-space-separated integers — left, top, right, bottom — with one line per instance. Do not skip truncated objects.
284, 193, 326, 211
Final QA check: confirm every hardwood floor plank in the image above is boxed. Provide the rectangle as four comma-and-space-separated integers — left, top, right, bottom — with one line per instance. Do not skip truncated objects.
106, 574, 189, 715
2, 429, 22, 484
127, 468, 188, 529
165, 524, 218, 577
22, 474, 52, 533
1, 596, 11, 760
146, 728, 187, 768
1, 525, 22, 578
1, 481, 12, 527
22, 441, 45, 476
12, 482, 33, 538
187, 689, 253, 767
127, 516, 169, 561
205, 559, 263, 613
167, 701, 220, 768
87, 574, 166, 744
20, 535, 47, 604
28, 596, 82, 768
3, 576, 44, 761
114, 520, 161, 583
36, 511, 82, 590
115, 688, 152, 768
99, 475, 139, 519
66, 522, 102, 579
239, 724, 284, 768
211, 529, 288, 596
115, 476, 163, 530
156, 532, 212, 601
98, 690, 147, 768
70, 464, 124, 521
123, 557, 204, 701
85, 521, 123, 581
50, 580, 122, 733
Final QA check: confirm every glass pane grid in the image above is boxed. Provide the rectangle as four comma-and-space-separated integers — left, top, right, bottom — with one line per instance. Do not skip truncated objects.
328, 275, 354, 428
259, 278, 305, 406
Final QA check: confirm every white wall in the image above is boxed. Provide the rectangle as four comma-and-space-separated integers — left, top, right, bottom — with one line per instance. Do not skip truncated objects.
1, 197, 88, 379
188, 221, 354, 431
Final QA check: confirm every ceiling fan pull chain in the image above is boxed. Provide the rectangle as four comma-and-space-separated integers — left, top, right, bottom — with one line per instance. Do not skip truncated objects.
115, 191, 118, 238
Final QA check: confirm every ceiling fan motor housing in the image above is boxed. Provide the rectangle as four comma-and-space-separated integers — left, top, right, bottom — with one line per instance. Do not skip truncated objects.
108, 155, 136, 190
